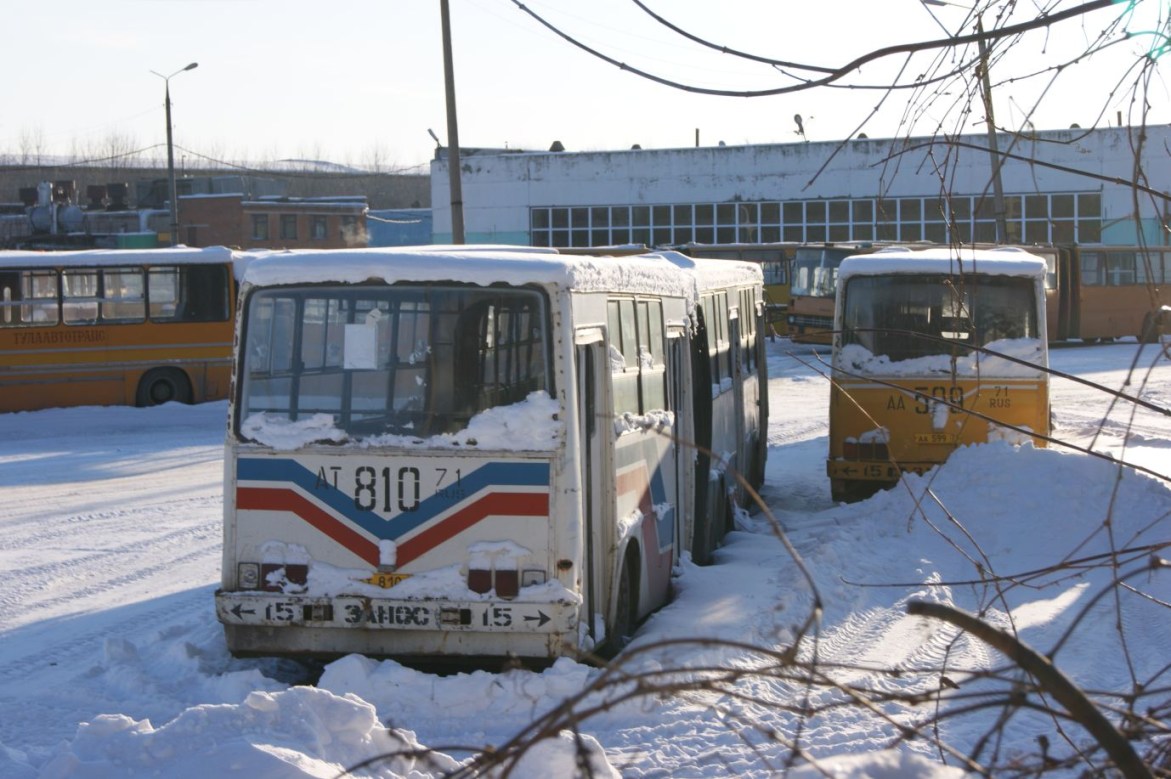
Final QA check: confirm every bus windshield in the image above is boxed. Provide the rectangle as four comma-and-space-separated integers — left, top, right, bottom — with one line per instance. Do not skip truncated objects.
239, 284, 550, 441
790, 248, 852, 298
841, 274, 1038, 363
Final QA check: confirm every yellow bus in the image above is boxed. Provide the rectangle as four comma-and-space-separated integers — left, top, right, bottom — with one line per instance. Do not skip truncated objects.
786, 242, 903, 345
1047, 244, 1171, 343
679, 243, 793, 336
0, 246, 239, 412
827, 246, 1050, 502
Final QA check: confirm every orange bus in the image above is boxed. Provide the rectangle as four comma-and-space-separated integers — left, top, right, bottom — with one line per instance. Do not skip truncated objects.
786, 242, 905, 345
0, 245, 240, 412
679, 243, 793, 336
1046, 244, 1171, 343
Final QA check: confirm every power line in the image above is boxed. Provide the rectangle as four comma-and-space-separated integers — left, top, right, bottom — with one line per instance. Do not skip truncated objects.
508, 0, 1118, 97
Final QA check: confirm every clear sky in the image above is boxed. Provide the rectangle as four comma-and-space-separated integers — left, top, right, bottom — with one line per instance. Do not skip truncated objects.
2, 0, 1167, 174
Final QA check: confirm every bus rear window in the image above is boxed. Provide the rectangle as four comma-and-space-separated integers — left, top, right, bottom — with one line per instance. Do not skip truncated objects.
841, 274, 1038, 362
239, 285, 550, 440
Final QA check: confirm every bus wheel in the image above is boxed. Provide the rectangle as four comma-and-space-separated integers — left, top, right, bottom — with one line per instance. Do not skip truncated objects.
692, 490, 721, 566
1140, 312, 1163, 344
832, 479, 881, 504
607, 552, 639, 655
136, 368, 192, 407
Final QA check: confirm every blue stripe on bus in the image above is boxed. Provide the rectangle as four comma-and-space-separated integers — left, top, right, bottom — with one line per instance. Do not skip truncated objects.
237, 457, 550, 540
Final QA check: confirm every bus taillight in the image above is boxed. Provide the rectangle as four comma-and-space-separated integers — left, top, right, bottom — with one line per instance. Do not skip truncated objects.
260, 563, 307, 592
467, 567, 546, 599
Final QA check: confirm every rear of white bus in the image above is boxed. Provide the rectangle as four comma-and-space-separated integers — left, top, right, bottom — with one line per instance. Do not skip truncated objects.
215, 274, 582, 661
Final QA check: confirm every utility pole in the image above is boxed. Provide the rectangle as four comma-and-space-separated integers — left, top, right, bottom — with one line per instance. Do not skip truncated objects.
976, 17, 1009, 243
921, 1, 1009, 243
439, 0, 465, 244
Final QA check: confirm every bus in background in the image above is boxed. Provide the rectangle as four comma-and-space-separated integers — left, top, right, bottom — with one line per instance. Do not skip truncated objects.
1047, 244, 1171, 343
0, 246, 239, 412
787, 242, 899, 345
679, 243, 793, 337
215, 246, 766, 661
827, 246, 1050, 503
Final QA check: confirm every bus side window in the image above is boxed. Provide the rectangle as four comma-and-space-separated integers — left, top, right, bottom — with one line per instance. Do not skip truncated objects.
150, 265, 229, 323
148, 267, 180, 320
62, 269, 99, 325
1081, 252, 1104, 286
24, 270, 59, 324
607, 299, 640, 415
99, 267, 145, 322
639, 299, 667, 412
179, 265, 230, 322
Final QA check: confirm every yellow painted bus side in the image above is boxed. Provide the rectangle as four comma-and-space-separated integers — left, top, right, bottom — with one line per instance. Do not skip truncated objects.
0, 247, 237, 412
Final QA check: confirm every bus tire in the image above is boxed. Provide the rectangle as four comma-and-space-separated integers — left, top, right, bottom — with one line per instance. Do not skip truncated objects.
607, 550, 639, 654
1140, 312, 1163, 344
692, 486, 722, 566
136, 368, 192, 407
832, 478, 881, 504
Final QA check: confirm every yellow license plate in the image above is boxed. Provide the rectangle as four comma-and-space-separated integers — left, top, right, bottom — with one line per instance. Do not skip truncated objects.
363, 572, 411, 588
914, 433, 957, 444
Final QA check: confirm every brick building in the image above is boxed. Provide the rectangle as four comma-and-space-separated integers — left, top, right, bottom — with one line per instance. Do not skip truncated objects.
160, 193, 368, 249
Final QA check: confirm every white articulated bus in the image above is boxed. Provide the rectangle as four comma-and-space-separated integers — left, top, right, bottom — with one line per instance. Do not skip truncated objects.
215, 246, 766, 661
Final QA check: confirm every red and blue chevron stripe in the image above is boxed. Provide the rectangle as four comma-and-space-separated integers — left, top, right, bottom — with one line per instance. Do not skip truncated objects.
236, 457, 551, 568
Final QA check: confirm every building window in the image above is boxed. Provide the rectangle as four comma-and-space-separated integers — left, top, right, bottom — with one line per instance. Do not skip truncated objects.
251, 214, 269, 241
311, 216, 327, 240
280, 214, 298, 240
528, 192, 1103, 249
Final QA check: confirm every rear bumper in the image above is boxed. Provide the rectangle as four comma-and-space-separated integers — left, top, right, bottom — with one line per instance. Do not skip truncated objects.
826, 459, 934, 483
216, 590, 581, 659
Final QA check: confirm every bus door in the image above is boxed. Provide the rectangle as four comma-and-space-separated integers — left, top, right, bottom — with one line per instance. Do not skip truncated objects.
666, 326, 692, 563
575, 332, 612, 645
1066, 247, 1084, 339
727, 310, 746, 507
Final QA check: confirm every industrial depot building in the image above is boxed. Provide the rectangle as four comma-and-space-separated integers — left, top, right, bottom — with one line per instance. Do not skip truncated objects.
428, 125, 1170, 250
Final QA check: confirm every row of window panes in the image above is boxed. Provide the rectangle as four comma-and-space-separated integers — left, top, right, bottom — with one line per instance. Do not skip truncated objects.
1080, 249, 1171, 285
0, 265, 229, 327
530, 193, 1102, 248
251, 214, 356, 241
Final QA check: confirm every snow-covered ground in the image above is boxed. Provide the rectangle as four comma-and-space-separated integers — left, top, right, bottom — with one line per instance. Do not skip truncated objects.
1, 338, 1168, 778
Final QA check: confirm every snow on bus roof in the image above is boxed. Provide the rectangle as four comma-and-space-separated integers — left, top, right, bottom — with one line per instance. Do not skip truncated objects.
0, 245, 238, 270
838, 246, 1047, 280
239, 246, 761, 298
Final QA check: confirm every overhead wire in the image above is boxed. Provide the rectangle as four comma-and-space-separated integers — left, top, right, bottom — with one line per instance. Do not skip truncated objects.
506, 0, 1118, 97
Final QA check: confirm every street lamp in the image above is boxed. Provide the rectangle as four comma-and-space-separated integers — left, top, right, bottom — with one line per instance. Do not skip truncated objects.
151, 62, 198, 246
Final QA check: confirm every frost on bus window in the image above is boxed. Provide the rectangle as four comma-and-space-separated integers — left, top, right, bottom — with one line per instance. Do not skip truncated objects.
239, 284, 554, 444
838, 274, 1043, 376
